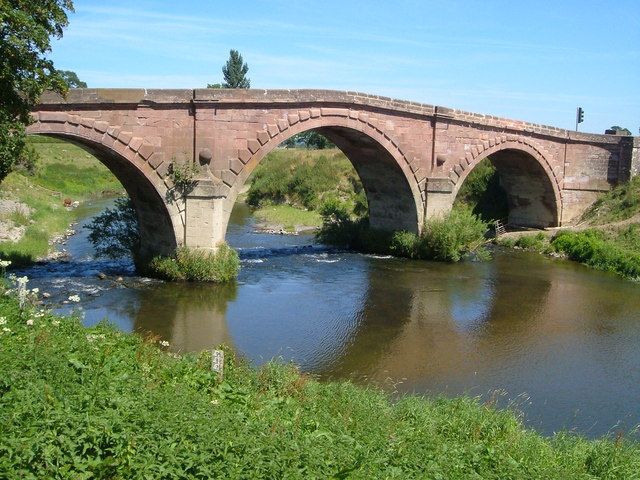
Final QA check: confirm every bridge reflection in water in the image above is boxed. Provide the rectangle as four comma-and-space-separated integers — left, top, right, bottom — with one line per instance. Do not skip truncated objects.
114, 224, 640, 437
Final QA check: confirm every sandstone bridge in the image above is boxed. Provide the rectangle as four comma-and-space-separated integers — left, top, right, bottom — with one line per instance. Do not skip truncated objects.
28, 89, 639, 261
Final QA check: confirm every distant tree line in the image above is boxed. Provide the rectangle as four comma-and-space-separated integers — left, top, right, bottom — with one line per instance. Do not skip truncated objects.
283, 131, 335, 149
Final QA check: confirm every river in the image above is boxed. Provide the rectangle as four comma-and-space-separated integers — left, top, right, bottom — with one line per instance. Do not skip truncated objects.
18, 200, 640, 438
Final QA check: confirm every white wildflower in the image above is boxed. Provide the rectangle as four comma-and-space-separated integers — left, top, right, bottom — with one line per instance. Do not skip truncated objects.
86, 333, 105, 342
15, 276, 29, 309
159, 340, 170, 347
51, 320, 60, 327
0, 260, 11, 268
2, 327, 10, 333
68, 294, 81, 303
0, 317, 6, 325
26, 319, 34, 326
31, 288, 39, 294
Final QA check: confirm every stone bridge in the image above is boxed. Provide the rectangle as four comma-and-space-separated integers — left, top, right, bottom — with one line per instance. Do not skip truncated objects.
28, 89, 639, 260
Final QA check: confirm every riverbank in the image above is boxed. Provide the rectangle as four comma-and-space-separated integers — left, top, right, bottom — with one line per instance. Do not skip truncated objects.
1, 289, 638, 478
245, 147, 365, 232
497, 177, 640, 281
0, 136, 123, 266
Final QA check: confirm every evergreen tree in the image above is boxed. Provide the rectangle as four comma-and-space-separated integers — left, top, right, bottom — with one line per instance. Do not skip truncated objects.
221, 49, 250, 88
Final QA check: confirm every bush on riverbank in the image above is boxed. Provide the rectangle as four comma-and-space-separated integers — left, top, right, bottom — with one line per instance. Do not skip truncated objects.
1, 291, 639, 478
148, 244, 240, 282
318, 203, 489, 262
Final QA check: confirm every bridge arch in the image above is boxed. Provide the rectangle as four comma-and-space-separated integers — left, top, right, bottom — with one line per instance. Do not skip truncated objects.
451, 138, 563, 227
224, 114, 424, 235
27, 117, 182, 263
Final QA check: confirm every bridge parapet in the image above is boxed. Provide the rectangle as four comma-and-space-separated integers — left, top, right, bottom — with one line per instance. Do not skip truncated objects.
37, 89, 631, 146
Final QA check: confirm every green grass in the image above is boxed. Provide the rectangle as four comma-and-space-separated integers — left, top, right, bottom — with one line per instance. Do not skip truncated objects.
247, 148, 366, 221
1, 290, 639, 478
0, 135, 124, 265
253, 204, 322, 232
551, 229, 640, 280
581, 176, 640, 225
148, 244, 240, 282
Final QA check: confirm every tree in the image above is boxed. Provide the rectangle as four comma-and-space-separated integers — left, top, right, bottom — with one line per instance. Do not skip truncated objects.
609, 126, 632, 136
59, 70, 87, 88
221, 49, 250, 88
283, 131, 335, 149
0, 0, 74, 183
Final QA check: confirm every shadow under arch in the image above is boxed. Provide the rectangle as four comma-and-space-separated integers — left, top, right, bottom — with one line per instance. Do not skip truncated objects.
27, 132, 180, 263
223, 119, 424, 237
453, 141, 562, 228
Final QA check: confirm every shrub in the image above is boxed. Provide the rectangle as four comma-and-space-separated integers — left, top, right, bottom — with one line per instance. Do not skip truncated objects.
419, 208, 489, 262
514, 232, 548, 251
389, 230, 420, 258
246, 149, 364, 215
318, 206, 488, 263
149, 244, 240, 283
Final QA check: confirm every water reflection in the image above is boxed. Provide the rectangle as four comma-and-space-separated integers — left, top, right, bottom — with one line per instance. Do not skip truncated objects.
133, 283, 237, 351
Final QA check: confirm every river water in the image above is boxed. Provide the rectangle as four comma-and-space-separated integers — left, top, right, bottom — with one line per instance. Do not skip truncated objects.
19, 201, 640, 438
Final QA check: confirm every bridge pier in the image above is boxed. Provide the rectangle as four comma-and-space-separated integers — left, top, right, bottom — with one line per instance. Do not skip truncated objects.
183, 180, 227, 251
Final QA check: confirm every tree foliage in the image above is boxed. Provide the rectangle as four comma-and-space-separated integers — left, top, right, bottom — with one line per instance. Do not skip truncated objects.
85, 198, 140, 260
282, 130, 335, 149
609, 125, 632, 136
221, 49, 250, 88
0, 0, 74, 183
59, 69, 87, 88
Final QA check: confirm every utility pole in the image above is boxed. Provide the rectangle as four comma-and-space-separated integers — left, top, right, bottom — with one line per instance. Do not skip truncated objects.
575, 107, 584, 132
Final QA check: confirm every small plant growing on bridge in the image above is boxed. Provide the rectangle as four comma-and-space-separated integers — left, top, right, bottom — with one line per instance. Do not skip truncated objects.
169, 161, 199, 195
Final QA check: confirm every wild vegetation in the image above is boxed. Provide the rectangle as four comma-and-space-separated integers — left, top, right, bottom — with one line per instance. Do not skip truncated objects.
498, 176, 640, 280
318, 202, 489, 262
453, 158, 509, 223
148, 245, 240, 283
0, 0, 74, 183
1, 287, 639, 478
245, 147, 366, 230
580, 176, 640, 225
0, 136, 123, 266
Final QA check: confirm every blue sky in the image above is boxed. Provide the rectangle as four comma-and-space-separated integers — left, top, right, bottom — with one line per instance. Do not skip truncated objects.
51, 0, 639, 134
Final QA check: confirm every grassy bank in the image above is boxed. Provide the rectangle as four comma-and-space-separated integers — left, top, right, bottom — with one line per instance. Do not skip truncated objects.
253, 204, 322, 233
1, 291, 639, 478
498, 177, 640, 280
246, 148, 365, 229
0, 135, 123, 265
499, 227, 640, 281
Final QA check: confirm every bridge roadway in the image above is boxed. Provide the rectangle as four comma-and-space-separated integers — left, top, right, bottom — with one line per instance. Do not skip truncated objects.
28, 89, 639, 260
